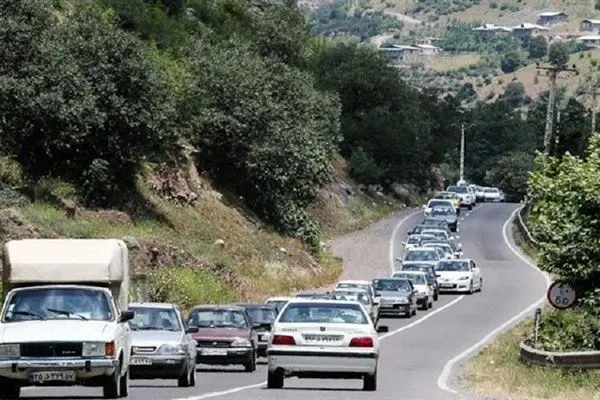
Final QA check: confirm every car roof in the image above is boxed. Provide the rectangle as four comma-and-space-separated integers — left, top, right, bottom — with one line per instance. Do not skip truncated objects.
266, 296, 293, 301
393, 270, 427, 276
190, 305, 247, 311
283, 298, 364, 306
336, 280, 371, 285
129, 302, 177, 309
441, 258, 473, 262
332, 287, 369, 293
407, 246, 438, 252
236, 303, 277, 309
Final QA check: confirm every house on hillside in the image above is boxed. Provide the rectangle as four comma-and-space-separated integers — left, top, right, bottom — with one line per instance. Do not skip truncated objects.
581, 19, 600, 33
414, 43, 441, 55
472, 24, 513, 38
511, 23, 549, 38
579, 35, 600, 48
537, 11, 568, 26
378, 45, 421, 63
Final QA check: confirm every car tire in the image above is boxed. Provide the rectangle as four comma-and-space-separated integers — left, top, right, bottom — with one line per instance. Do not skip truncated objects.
467, 204, 473, 210
103, 358, 122, 399
363, 372, 377, 391
478, 278, 483, 292
420, 301, 428, 310
178, 364, 193, 387
428, 298, 433, 309
468, 281, 474, 295
412, 307, 417, 316
434, 290, 439, 301
0, 379, 20, 399
244, 350, 257, 372
267, 369, 284, 389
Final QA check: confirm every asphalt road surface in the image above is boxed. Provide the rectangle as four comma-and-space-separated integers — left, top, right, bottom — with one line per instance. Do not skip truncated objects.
21, 203, 548, 400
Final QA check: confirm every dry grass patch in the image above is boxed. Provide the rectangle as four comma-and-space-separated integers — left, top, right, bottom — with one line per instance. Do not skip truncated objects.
430, 53, 480, 72
461, 318, 600, 400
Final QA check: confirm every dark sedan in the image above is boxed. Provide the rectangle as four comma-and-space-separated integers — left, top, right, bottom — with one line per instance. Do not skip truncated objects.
371, 278, 417, 318
187, 305, 258, 372
236, 303, 277, 358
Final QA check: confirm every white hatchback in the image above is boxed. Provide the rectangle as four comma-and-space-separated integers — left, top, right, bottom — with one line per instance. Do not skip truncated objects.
266, 299, 388, 391
435, 259, 483, 294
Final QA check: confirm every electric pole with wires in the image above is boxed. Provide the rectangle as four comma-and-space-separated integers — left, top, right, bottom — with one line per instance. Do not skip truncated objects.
535, 61, 578, 155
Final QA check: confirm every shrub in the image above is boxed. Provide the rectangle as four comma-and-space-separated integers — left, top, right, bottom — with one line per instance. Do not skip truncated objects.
538, 308, 600, 351
147, 267, 234, 309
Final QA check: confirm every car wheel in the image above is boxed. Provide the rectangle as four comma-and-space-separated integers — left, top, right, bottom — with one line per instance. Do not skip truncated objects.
412, 306, 417, 316
363, 372, 377, 391
428, 298, 433, 309
478, 278, 483, 292
0, 379, 20, 399
178, 364, 193, 387
103, 358, 122, 399
119, 368, 129, 397
468, 281, 474, 295
190, 362, 197, 387
468, 204, 473, 210
267, 369, 284, 389
244, 350, 257, 372
434, 290, 439, 301
420, 301, 428, 310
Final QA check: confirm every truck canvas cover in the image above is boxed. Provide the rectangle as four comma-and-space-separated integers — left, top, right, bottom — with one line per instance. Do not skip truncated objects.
2, 239, 128, 284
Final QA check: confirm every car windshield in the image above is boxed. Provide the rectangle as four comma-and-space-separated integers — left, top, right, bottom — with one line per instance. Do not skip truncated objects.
372, 279, 411, 292
187, 309, 248, 329
393, 273, 426, 285
405, 250, 439, 261
423, 231, 447, 239
265, 300, 288, 313
407, 236, 421, 244
402, 265, 431, 274
3, 287, 113, 322
129, 307, 180, 331
428, 200, 450, 208
279, 302, 368, 324
448, 186, 468, 193
437, 261, 470, 271
331, 291, 370, 305
245, 307, 277, 323
485, 188, 498, 193
431, 207, 453, 216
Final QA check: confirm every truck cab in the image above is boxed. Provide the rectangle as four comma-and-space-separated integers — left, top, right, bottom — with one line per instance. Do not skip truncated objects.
0, 239, 134, 399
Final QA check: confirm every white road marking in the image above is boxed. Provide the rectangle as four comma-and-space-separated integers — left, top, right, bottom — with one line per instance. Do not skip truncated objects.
436, 205, 552, 394
388, 209, 423, 274
175, 208, 465, 400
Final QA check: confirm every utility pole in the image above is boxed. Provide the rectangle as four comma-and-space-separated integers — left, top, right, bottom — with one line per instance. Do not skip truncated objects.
536, 62, 578, 155
459, 122, 465, 181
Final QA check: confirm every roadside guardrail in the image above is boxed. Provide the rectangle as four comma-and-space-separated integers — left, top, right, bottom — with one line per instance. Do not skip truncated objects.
520, 340, 600, 369
516, 202, 538, 248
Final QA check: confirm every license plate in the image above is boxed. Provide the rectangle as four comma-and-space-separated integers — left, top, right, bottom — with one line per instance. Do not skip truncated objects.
130, 357, 153, 365
30, 370, 76, 383
202, 348, 228, 356
303, 335, 342, 342
258, 335, 267, 341
380, 304, 394, 308
440, 283, 454, 288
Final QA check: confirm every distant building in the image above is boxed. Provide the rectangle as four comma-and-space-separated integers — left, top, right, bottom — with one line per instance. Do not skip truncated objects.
413, 43, 441, 55
511, 23, 549, 38
378, 45, 421, 63
537, 11, 568, 26
579, 35, 600, 48
580, 19, 600, 33
472, 24, 513, 38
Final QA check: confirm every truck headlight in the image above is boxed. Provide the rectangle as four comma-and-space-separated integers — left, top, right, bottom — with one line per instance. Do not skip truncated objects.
231, 338, 252, 347
82, 342, 105, 357
0, 344, 19, 358
158, 344, 186, 355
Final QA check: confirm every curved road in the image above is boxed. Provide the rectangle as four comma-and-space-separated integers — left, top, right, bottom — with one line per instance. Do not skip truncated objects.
21, 203, 548, 400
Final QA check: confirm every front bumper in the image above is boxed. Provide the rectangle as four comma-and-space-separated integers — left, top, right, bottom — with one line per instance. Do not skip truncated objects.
196, 347, 253, 365
0, 357, 118, 384
416, 295, 429, 305
268, 348, 377, 378
438, 281, 471, 292
378, 303, 411, 315
129, 355, 187, 379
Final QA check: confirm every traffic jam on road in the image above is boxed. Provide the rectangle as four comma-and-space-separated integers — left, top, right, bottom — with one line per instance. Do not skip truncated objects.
0, 182, 504, 398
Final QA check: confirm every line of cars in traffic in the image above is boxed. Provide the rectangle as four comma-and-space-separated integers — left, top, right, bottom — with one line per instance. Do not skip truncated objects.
67, 182, 490, 395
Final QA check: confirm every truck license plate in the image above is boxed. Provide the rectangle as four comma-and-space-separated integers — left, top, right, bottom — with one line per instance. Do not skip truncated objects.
30, 370, 76, 383
202, 348, 227, 356
131, 357, 153, 365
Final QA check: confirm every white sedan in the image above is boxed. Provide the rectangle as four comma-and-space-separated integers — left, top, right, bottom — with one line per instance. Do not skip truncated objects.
435, 259, 483, 294
266, 299, 388, 391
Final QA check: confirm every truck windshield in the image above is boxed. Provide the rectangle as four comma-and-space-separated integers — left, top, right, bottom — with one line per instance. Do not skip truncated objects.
3, 287, 113, 322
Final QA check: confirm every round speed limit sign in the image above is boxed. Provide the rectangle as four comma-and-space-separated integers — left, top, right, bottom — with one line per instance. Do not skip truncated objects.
547, 281, 577, 309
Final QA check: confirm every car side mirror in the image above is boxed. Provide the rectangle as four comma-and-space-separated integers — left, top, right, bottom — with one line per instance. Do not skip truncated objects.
376, 325, 389, 333
185, 326, 199, 334
119, 310, 135, 323
435, 273, 441, 277
401, 241, 406, 246
373, 299, 380, 305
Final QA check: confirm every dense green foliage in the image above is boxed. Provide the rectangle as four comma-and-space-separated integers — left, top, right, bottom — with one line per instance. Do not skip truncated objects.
308, 1, 402, 40
413, 0, 480, 16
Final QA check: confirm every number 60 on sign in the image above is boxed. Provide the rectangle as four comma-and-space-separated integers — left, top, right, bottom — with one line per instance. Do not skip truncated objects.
547, 281, 577, 309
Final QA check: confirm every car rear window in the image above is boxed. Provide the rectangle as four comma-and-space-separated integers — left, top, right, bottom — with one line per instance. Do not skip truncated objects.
279, 302, 368, 324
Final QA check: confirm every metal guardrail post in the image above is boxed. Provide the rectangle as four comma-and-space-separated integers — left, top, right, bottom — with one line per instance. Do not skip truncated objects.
516, 203, 538, 247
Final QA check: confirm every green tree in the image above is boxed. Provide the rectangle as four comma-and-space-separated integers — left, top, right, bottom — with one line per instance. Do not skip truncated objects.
528, 35, 548, 59
484, 151, 533, 199
555, 98, 591, 157
548, 41, 569, 66
504, 82, 526, 109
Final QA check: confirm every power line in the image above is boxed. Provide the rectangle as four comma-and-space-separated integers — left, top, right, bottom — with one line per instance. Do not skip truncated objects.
535, 61, 578, 155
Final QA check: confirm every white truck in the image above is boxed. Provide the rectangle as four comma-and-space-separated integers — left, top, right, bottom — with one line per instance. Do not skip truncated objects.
0, 239, 134, 399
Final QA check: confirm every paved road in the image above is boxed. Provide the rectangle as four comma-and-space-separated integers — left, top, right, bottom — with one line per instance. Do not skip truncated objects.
21, 203, 547, 400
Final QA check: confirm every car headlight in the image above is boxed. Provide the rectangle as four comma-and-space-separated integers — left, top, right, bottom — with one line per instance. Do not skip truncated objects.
0, 344, 19, 358
231, 338, 252, 347
158, 344, 186, 355
82, 342, 106, 357
458, 276, 470, 280
395, 298, 409, 304
419, 291, 428, 296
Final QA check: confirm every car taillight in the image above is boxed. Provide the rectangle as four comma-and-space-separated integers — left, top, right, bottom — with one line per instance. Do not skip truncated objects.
272, 335, 296, 345
349, 337, 374, 347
